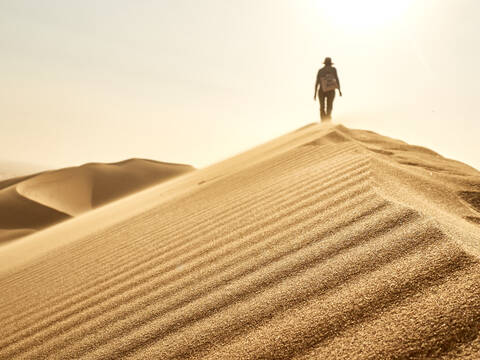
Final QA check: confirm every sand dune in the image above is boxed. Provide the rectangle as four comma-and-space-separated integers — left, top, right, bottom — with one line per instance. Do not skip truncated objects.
0, 123, 479, 359
0, 159, 193, 244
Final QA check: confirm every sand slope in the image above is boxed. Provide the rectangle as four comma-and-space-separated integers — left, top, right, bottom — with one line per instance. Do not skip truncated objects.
0, 159, 193, 244
0, 123, 479, 359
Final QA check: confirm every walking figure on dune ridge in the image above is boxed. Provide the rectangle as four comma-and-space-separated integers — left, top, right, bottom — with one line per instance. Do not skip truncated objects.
314, 57, 342, 122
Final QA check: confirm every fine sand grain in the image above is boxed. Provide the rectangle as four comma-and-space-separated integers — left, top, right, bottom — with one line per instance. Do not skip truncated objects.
0, 123, 479, 359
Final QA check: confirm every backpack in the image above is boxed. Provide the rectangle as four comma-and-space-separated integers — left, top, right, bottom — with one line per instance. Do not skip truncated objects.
320, 72, 338, 92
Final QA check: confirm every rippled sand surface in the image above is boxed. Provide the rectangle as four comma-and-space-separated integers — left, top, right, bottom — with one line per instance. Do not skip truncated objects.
1, 123, 479, 359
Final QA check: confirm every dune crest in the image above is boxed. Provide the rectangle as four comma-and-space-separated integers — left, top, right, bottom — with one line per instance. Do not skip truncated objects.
0, 159, 193, 244
0, 123, 479, 359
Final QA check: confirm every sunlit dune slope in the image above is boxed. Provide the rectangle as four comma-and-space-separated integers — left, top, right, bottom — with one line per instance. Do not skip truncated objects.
0, 123, 480, 359
0, 159, 193, 244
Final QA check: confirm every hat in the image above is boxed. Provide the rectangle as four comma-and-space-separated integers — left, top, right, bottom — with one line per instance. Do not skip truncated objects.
323, 57, 333, 65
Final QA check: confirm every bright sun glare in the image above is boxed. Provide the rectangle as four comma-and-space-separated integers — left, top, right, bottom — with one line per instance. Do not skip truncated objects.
317, 0, 413, 29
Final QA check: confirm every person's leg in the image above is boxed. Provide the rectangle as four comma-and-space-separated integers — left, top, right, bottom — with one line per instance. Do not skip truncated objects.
326, 90, 336, 119
319, 91, 327, 121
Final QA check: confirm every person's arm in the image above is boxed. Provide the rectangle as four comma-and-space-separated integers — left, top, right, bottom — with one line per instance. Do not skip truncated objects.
314, 71, 319, 100
334, 68, 342, 96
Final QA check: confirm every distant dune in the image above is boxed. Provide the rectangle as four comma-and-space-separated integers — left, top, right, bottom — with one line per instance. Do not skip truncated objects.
0, 123, 479, 359
0, 159, 194, 244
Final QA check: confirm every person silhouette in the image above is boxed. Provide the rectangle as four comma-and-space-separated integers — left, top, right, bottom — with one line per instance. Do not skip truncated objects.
314, 57, 342, 121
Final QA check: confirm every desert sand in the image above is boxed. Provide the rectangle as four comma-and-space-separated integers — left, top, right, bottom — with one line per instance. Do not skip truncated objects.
0, 123, 479, 359
0, 159, 193, 244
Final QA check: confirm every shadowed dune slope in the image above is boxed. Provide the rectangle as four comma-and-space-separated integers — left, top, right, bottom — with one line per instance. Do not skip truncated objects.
0, 159, 193, 244
0, 123, 480, 359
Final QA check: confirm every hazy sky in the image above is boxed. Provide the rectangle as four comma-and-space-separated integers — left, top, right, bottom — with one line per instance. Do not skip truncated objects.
1, 0, 479, 170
